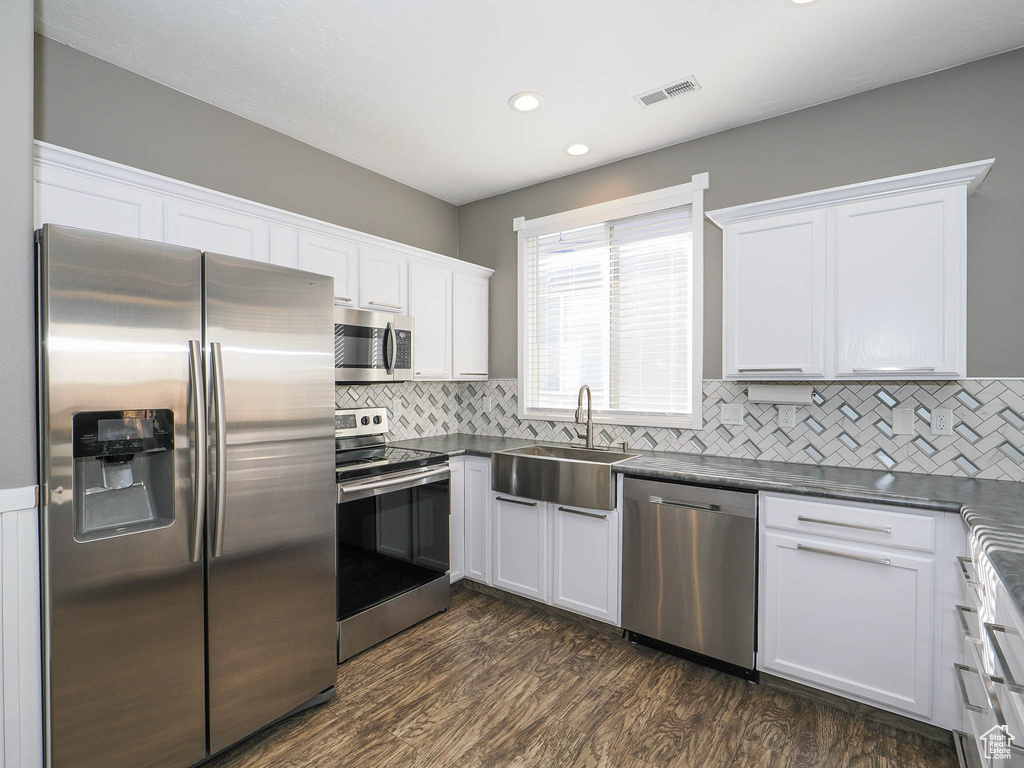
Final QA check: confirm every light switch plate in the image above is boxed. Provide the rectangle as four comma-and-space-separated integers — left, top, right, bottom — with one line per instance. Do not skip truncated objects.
931, 408, 954, 436
721, 403, 745, 426
483, 396, 492, 413
393, 398, 403, 419
777, 405, 796, 429
892, 407, 915, 435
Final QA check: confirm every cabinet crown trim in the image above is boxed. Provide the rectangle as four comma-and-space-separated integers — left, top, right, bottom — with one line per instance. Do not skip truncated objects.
706, 158, 993, 228
33, 140, 494, 279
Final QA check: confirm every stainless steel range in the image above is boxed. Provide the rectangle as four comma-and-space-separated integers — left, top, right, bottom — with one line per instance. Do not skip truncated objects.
335, 407, 451, 661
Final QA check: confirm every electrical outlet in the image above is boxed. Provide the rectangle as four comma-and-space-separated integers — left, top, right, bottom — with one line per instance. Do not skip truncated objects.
393, 398, 403, 419
483, 396, 492, 413
721, 403, 745, 426
931, 408, 953, 436
892, 406, 915, 435
777, 405, 796, 429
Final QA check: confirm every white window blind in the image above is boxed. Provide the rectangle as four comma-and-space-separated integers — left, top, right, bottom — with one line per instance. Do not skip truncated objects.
521, 204, 696, 426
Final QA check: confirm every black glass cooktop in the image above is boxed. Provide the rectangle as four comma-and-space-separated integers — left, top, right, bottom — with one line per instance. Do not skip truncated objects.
336, 445, 447, 481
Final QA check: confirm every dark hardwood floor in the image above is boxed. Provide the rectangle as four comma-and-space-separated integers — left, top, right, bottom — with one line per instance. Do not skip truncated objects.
204, 586, 958, 768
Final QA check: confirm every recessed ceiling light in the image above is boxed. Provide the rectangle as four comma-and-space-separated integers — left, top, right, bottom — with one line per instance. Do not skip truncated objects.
564, 143, 590, 156
509, 92, 542, 112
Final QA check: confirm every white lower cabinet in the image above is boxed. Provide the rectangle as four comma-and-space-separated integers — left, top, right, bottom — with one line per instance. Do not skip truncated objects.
491, 493, 548, 601
463, 458, 492, 584
760, 530, 935, 717
448, 460, 465, 583
551, 503, 619, 624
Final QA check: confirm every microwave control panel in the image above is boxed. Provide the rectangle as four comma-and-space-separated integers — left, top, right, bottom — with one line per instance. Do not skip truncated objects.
394, 329, 412, 370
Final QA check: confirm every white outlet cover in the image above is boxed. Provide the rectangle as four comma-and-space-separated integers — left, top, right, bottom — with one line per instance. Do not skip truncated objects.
931, 408, 954, 436
393, 398, 403, 419
892, 406, 915, 435
777, 405, 796, 429
721, 403, 745, 426
483, 396, 492, 413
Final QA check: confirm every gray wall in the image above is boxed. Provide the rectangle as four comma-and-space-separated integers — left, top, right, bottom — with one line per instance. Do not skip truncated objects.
0, 1, 36, 490
458, 48, 1024, 380
35, 35, 459, 258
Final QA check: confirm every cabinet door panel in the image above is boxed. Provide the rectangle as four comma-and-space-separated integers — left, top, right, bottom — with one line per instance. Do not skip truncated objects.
491, 494, 547, 601
761, 531, 934, 717
453, 274, 489, 380
409, 263, 452, 379
835, 187, 965, 377
34, 166, 162, 240
552, 505, 618, 624
298, 232, 358, 304
724, 210, 827, 378
448, 461, 466, 583
464, 459, 491, 584
165, 199, 269, 261
359, 248, 408, 312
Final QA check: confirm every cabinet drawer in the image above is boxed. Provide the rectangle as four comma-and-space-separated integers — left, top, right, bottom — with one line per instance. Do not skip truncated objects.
762, 494, 935, 553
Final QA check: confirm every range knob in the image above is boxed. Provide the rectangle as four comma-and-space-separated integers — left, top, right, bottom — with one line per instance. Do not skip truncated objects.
373, 415, 383, 425
360, 416, 370, 426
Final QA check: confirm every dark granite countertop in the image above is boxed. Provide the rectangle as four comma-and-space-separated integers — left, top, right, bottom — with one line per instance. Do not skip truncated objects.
392, 433, 1024, 616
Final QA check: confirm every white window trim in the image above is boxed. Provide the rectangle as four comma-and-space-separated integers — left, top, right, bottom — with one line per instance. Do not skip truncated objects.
515, 173, 707, 430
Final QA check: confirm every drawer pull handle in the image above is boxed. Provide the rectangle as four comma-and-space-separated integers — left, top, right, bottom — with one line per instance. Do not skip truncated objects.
796, 515, 891, 534
558, 506, 608, 520
796, 543, 890, 566
985, 623, 1024, 695
736, 367, 805, 373
956, 604, 981, 643
495, 496, 538, 507
954, 663, 990, 714
459, 373, 489, 377
335, 296, 354, 304
957, 556, 982, 587
367, 301, 403, 310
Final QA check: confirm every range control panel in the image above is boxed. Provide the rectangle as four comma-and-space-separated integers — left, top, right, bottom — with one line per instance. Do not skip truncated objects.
335, 407, 388, 438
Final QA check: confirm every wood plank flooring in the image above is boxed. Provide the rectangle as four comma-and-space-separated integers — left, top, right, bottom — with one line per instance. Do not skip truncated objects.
204, 586, 957, 768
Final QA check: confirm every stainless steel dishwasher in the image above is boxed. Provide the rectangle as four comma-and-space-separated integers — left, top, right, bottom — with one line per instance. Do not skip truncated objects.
621, 477, 758, 680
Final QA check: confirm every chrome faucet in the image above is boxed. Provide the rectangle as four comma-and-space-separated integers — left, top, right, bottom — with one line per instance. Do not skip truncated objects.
575, 384, 594, 449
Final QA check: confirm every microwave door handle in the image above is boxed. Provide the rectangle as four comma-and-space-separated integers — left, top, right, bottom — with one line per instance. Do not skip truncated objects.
384, 322, 395, 374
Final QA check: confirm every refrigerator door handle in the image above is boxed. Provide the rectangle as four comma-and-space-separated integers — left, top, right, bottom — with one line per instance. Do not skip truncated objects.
188, 340, 207, 562
210, 341, 228, 558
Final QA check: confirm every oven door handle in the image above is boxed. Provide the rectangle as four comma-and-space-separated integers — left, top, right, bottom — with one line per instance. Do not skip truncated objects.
338, 466, 450, 499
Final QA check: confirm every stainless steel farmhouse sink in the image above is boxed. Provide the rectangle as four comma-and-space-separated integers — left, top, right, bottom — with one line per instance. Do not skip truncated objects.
491, 444, 637, 511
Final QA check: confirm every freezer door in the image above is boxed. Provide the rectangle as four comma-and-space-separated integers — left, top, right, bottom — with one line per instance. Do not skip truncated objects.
38, 225, 207, 768
204, 253, 338, 754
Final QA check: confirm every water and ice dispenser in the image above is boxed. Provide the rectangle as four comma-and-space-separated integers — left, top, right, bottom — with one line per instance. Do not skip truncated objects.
72, 409, 175, 540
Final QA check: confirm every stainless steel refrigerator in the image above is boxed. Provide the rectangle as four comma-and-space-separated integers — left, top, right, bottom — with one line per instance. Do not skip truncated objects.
37, 224, 338, 768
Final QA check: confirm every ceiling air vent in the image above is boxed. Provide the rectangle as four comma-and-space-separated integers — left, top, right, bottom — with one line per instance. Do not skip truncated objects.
634, 76, 701, 107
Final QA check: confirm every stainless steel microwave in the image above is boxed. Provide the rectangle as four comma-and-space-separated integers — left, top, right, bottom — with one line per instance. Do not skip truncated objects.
334, 305, 414, 382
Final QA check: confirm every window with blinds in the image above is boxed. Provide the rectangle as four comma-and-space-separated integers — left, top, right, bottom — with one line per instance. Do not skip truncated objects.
521, 203, 698, 427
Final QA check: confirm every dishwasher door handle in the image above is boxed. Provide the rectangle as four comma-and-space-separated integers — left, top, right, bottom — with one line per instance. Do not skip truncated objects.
648, 496, 721, 513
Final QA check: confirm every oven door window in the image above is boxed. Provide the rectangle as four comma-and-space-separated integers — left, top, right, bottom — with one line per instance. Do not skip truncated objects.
337, 478, 450, 620
334, 323, 388, 371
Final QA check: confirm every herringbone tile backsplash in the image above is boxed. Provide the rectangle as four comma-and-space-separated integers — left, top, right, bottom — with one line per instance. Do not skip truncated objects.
337, 378, 1024, 481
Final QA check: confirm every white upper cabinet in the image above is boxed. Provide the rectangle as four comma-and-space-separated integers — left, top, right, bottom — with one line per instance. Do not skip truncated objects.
709, 159, 992, 380
723, 209, 828, 379
453, 273, 489, 380
164, 199, 270, 262
34, 163, 163, 240
359, 247, 408, 313
298, 231, 359, 305
408, 261, 453, 379
834, 187, 965, 378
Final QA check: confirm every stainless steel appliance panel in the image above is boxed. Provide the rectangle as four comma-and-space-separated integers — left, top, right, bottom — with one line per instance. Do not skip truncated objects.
621, 477, 757, 671
38, 225, 207, 768
204, 254, 337, 753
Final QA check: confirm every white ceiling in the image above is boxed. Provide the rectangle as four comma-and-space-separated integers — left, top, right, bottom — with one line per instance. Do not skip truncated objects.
37, 0, 1024, 205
